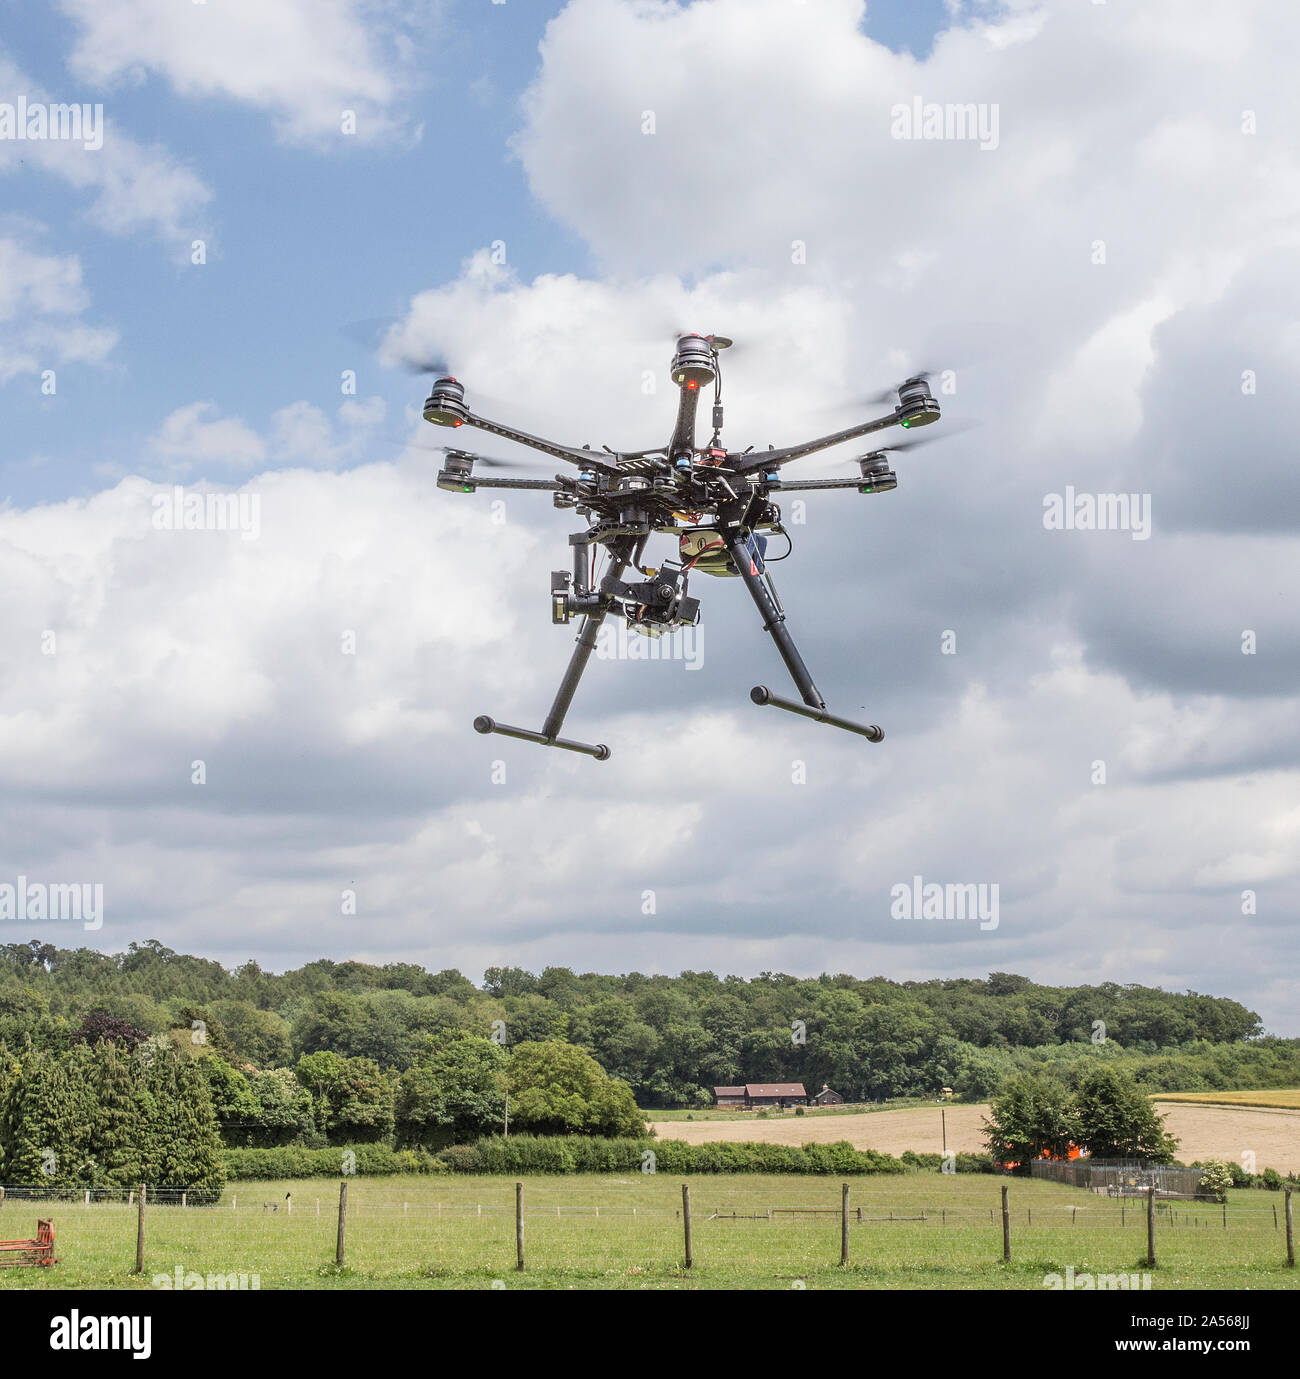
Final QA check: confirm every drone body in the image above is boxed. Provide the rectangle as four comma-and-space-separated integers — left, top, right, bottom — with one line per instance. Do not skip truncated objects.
425, 333, 946, 761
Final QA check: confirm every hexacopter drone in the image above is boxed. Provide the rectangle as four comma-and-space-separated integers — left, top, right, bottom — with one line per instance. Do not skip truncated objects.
423, 333, 952, 761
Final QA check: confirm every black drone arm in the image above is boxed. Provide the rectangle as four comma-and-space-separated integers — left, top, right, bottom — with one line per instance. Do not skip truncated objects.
464, 413, 619, 474
769, 477, 867, 492
469, 476, 565, 491
731, 412, 903, 476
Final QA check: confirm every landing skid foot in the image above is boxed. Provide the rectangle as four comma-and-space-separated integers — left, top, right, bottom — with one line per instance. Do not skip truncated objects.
749, 686, 883, 742
473, 715, 610, 761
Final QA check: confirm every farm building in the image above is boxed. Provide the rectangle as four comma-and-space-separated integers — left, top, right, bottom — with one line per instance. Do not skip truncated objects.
713, 1083, 809, 1108
810, 1085, 843, 1106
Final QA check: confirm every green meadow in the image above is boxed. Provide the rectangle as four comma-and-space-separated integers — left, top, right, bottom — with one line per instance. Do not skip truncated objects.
2, 1172, 1294, 1290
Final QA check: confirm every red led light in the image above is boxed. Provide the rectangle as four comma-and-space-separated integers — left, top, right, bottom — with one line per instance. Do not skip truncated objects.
686, 380, 698, 390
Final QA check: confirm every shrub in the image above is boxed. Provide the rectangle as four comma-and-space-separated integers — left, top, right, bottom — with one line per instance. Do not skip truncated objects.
436, 1143, 482, 1174
1197, 1160, 1234, 1201
224, 1143, 438, 1179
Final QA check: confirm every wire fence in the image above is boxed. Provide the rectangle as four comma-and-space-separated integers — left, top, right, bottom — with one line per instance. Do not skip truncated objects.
0, 1181, 1293, 1282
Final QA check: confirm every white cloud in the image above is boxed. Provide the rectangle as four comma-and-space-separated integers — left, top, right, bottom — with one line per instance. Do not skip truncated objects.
148, 402, 267, 473
0, 236, 117, 381
5, 0, 1300, 1032
0, 55, 212, 245
143, 396, 387, 476
59, 0, 426, 146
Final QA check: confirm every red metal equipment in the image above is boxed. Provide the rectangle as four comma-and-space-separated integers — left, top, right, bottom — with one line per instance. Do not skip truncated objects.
0, 1219, 59, 1267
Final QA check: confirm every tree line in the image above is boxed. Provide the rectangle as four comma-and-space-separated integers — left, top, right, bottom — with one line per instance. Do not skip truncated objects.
0, 1021, 648, 1187
1, 940, 1292, 1112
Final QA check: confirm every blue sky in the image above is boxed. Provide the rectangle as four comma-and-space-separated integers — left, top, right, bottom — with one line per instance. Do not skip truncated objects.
5, 0, 574, 502
2, 0, 1298, 1034
2, 0, 953, 508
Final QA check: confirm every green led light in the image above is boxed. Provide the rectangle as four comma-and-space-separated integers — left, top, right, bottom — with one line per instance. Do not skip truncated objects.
462, 485, 473, 492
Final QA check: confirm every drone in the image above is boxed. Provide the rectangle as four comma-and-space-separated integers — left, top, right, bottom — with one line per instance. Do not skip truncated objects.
422, 332, 953, 761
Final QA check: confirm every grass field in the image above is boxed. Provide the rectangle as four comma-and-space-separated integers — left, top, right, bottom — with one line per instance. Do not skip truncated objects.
1, 1173, 1294, 1291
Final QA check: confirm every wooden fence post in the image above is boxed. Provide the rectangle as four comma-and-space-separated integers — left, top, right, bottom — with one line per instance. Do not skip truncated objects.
1286, 1188, 1294, 1268
1001, 1185, 1011, 1262
682, 1184, 693, 1269
1146, 1186, 1156, 1268
133, 1183, 146, 1275
516, 1182, 525, 1272
336, 1180, 348, 1266
840, 1183, 850, 1267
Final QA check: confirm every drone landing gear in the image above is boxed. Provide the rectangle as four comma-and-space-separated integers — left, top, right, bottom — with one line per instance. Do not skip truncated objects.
724, 531, 884, 744
473, 546, 632, 762
748, 686, 883, 741
473, 716, 609, 760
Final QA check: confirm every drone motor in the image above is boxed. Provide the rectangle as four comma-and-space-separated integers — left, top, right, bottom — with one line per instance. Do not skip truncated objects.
671, 334, 717, 389
897, 374, 940, 428
857, 453, 897, 494
423, 376, 470, 428
436, 449, 476, 492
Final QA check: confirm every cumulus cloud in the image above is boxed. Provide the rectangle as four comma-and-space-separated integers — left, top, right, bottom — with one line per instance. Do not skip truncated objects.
0, 55, 211, 245
58, 0, 429, 146
3, 0, 1299, 1031
0, 235, 117, 381
139, 396, 387, 477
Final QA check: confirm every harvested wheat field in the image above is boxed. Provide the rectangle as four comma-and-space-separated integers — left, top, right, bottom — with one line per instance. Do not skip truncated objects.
651, 1101, 1300, 1174
1155, 1090, 1300, 1110
1154, 1101, 1300, 1174
649, 1105, 988, 1157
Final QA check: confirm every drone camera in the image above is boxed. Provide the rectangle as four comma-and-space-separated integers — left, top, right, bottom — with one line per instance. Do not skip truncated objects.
436, 450, 477, 493
896, 375, 940, 428
423, 377, 470, 428
550, 570, 572, 624
857, 454, 897, 494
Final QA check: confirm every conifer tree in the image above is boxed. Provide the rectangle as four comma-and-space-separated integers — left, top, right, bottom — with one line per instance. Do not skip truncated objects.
90, 1041, 144, 1188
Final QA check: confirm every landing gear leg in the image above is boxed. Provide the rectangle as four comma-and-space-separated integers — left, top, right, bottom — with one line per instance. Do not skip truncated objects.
724, 530, 883, 743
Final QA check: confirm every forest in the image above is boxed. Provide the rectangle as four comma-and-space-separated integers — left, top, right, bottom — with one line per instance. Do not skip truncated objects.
1, 938, 1293, 1116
